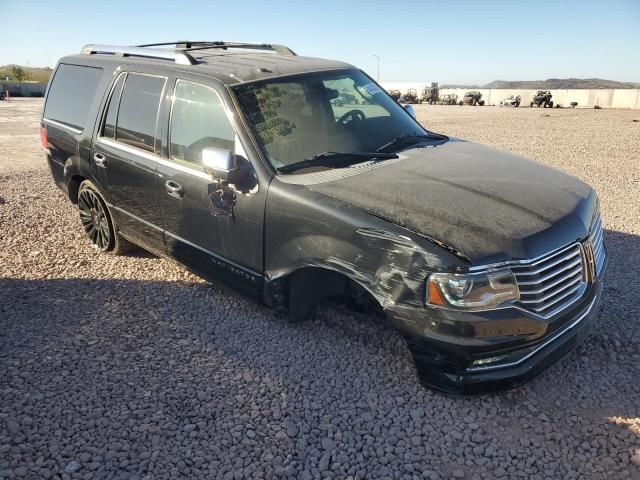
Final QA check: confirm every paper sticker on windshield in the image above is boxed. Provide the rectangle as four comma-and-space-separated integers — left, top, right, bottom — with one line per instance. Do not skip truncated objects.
362, 83, 383, 96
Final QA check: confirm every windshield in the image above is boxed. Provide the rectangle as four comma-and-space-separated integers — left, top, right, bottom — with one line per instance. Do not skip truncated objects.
233, 69, 441, 171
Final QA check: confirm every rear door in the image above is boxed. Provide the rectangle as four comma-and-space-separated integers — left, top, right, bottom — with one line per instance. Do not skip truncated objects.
92, 72, 166, 252
42, 63, 103, 189
155, 79, 265, 299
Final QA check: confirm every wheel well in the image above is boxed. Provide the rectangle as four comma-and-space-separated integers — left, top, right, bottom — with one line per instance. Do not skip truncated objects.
67, 175, 85, 204
284, 267, 381, 322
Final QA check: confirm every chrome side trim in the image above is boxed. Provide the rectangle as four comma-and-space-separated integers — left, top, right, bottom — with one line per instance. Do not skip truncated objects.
163, 231, 260, 276
466, 294, 598, 372
42, 118, 83, 134
107, 204, 163, 232
107, 203, 260, 278
156, 158, 210, 181
98, 137, 159, 162
97, 137, 211, 181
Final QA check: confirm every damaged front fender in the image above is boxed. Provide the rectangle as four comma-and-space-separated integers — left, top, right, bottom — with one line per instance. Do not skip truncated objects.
263, 179, 467, 326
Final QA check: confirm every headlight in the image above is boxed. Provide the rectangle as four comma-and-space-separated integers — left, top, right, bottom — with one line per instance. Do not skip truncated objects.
427, 269, 519, 310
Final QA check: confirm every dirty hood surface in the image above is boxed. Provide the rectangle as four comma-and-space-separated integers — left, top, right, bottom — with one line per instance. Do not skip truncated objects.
308, 140, 595, 264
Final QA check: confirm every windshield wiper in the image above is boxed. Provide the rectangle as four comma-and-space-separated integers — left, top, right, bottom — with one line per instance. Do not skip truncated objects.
376, 133, 444, 153
278, 151, 398, 174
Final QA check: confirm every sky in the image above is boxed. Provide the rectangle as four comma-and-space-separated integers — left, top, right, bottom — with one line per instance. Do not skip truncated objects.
1, 0, 639, 85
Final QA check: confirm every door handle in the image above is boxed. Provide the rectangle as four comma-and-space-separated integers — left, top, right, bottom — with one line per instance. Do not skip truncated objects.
94, 153, 106, 168
165, 180, 184, 199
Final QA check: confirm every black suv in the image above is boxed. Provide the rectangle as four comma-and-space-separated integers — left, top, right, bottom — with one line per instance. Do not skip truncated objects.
41, 42, 606, 394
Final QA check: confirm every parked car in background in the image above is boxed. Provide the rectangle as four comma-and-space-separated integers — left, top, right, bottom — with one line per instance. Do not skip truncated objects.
420, 83, 439, 104
461, 91, 485, 106
41, 41, 606, 394
398, 88, 419, 104
531, 90, 554, 108
500, 95, 521, 107
437, 94, 458, 105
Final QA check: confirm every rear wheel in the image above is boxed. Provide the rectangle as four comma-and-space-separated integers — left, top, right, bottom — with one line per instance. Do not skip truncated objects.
77, 181, 132, 254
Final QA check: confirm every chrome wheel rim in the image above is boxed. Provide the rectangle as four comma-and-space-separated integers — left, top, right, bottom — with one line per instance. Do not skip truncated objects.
78, 189, 111, 251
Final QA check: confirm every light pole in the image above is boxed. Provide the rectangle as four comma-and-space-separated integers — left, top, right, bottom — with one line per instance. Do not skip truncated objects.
372, 54, 380, 81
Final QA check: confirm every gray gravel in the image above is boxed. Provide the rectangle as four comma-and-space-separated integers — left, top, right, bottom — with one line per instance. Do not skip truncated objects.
1, 99, 639, 479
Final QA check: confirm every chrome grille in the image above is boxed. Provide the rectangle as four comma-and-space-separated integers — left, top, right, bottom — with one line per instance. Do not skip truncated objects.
591, 212, 605, 275
512, 244, 586, 317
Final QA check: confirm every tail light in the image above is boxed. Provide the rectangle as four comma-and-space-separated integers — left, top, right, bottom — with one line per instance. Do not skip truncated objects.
40, 127, 49, 151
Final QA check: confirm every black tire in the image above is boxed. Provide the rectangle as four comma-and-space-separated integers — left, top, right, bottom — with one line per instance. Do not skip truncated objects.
479, 100, 485, 106
77, 180, 132, 255
548, 101, 554, 108
0, 92, 5, 101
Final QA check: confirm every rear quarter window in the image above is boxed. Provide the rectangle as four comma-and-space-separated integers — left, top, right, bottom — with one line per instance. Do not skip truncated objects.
44, 64, 103, 131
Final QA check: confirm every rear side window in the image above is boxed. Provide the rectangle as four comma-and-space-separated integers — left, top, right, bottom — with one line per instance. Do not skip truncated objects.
170, 80, 236, 168
116, 74, 166, 152
44, 64, 102, 131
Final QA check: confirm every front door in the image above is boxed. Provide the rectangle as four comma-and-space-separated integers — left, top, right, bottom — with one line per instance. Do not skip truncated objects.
155, 79, 266, 299
92, 72, 166, 252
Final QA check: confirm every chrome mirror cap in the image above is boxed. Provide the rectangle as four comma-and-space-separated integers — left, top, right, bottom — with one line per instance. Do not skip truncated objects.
202, 147, 235, 180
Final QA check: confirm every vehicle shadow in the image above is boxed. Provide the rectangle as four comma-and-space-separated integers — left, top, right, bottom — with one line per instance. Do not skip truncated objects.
0, 228, 638, 478
121, 245, 156, 259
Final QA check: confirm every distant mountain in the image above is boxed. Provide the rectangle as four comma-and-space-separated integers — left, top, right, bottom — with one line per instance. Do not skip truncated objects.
0, 65, 53, 83
484, 78, 640, 89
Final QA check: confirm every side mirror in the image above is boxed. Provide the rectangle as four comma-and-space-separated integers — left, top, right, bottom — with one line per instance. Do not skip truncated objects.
202, 147, 237, 181
403, 104, 416, 118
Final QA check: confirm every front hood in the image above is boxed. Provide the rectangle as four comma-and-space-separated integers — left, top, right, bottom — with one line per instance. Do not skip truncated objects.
308, 140, 596, 264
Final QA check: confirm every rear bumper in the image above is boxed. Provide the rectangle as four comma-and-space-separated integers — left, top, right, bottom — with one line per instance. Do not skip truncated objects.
397, 276, 605, 396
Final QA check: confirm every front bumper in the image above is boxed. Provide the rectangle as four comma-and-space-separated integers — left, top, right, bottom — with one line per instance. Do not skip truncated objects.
394, 275, 605, 395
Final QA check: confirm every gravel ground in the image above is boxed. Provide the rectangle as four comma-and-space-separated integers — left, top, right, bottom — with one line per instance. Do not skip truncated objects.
1, 99, 639, 480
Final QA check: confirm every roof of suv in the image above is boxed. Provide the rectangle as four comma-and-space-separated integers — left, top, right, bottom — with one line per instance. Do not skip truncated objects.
191, 50, 352, 84
67, 43, 353, 85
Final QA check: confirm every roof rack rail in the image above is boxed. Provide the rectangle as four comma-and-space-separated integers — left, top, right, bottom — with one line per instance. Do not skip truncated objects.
136, 41, 297, 56
80, 44, 197, 65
